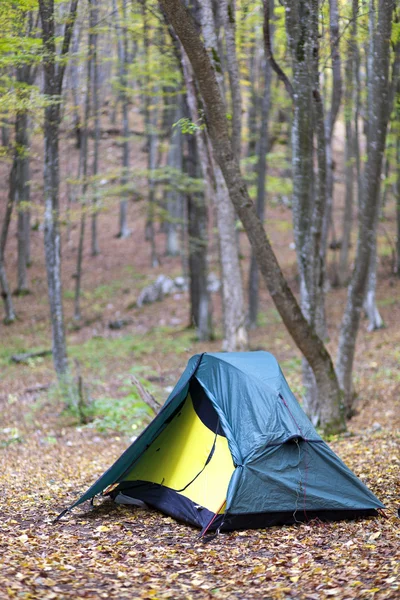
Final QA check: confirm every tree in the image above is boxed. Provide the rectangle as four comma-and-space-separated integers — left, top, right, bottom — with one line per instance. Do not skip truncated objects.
114, 0, 131, 240
281, 0, 330, 421
178, 42, 213, 342
336, 0, 394, 410
90, 0, 100, 257
39, 0, 79, 379
338, 0, 358, 287
158, 0, 344, 434
74, 0, 96, 322
0, 163, 17, 324
198, 0, 248, 352
248, 1, 273, 329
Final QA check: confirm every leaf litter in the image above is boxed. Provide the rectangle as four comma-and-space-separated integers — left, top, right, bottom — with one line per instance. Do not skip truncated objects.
1, 386, 399, 600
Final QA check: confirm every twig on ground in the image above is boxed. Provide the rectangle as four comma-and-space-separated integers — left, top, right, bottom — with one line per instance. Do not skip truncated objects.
11, 350, 52, 364
24, 384, 51, 394
131, 375, 161, 413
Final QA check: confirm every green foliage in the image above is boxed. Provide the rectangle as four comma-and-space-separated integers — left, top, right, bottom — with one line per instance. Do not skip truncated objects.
87, 392, 153, 435
173, 117, 205, 135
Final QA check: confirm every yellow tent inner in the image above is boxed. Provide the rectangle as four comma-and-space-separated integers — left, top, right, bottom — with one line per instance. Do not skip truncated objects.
124, 393, 234, 513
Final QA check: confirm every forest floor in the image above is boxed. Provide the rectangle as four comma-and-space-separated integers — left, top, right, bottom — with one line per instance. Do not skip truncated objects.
1, 128, 400, 599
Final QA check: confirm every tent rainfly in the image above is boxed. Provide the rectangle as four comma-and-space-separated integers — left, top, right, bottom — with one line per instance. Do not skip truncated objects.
57, 352, 384, 532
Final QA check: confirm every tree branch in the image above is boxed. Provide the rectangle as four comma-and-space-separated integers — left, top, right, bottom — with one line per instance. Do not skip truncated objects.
262, 0, 294, 101
57, 0, 79, 92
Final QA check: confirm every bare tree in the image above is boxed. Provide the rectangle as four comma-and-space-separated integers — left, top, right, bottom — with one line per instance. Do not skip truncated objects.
39, 0, 79, 379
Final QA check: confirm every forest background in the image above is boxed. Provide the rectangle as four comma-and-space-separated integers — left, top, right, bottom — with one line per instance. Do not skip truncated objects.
0, 0, 399, 598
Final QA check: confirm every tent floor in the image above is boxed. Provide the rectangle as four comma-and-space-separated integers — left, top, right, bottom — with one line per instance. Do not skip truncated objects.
111, 481, 379, 531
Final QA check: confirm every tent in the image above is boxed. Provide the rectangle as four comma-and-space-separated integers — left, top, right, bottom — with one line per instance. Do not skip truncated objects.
59, 352, 384, 531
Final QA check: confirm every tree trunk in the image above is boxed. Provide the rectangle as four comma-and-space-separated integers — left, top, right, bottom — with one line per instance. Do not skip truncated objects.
70, 25, 82, 149
283, 0, 329, 422
339, 2, 357, 286
186, 128, 211, 341
159, 0, 344, 433
338, 118, 354, 286
91, 0, 100, 256
246, 45, 258, 159
248, 54, 271, 328
220, 0, 241, 161
0, 163, 17, 323
1, 116, 10, 148
362, 29, 400, 327
336, 0, 394, 409
142, 0, 159, 266
74, 0, 94, 321
321, 0, 342, 265
165, 105, 182, 257
15, 110, 31, 295
397, 135, 400, 277
115, 0, 131, 239
14, 59, 35, 295
39, 0, 79, 380
199, 0, 248, 351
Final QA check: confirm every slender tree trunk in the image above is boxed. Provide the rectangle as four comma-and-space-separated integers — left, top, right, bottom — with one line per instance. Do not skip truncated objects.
186, 128, 211, 341
91, 0, 100, 256
0, 163, 17, 323
1, 116, 10, 148
70, 25, 82, 149
165, 105, 183, 257
248, 54, 271, 328
360, 0, 384, 331
246, 45, 258, 159
74, 0, 94, 321
159, 0, 344, 433
14, 59, 35, 295
220, 0, 241, 161
114, 0, 131, 239
145, 95, 160, 267
199, 0, 248, 351
363, 30, 400, 328
338, 119, 354, 286
397, 135, 400, 276
39, 0, 79, 380
339, 3, 357, 286
15, 110, 31, 295
180, 53, 213, 341
336, 0, 394, 409
142, 0, 159, 266
284, 0, 329, 421
321, 0, 342, 265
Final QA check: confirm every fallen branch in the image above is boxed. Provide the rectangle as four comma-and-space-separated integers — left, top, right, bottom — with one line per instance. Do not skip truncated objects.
131, 375, 161, 414
11, 350, 52, 364
24, 384, 51, 394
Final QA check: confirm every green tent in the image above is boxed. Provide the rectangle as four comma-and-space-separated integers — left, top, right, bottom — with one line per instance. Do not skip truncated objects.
59, 352, 384, 531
